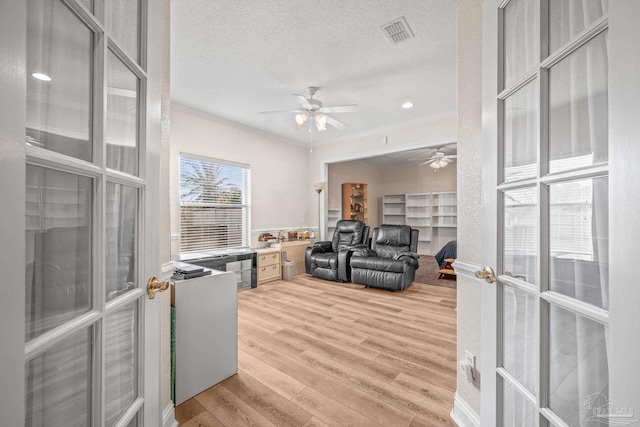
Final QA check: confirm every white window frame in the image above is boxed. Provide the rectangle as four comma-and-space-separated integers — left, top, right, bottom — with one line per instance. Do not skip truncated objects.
179, 152, 251, 255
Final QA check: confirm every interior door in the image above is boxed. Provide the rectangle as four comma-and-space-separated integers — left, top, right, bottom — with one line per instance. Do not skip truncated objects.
480, 0, 640, 426
0, 0, 163, 425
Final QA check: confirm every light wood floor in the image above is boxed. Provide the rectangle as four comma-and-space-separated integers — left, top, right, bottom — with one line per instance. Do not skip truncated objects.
176, 274, 458, 427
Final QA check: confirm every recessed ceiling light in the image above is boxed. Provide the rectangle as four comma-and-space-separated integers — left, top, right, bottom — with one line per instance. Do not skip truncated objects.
32, 73, 51, 81
401, 102, 414, 109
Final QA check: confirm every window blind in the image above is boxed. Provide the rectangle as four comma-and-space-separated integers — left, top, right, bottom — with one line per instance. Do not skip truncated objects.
179, 154, 250, 254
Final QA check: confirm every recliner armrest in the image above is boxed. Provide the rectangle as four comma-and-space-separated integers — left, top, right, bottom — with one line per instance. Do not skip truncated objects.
393, 251, 420, 267
311, 241, 333, 253
350, 244, 376, 258
337, 247, 361, 282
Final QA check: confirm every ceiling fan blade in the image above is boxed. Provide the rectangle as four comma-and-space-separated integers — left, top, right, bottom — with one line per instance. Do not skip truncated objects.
292, 94, 312, 109
259, 109, 301, 114
325, 114, 347, 130
420, 159, 436, 165
319, 104, 360, 114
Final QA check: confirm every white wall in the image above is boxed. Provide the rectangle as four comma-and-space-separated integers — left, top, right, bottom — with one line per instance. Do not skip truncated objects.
170, 106, 310, 250
454, 0, 483, 419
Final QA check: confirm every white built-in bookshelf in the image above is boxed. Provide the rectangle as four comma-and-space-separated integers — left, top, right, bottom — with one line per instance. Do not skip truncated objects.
327, 207, 341, 238
381, 191, 457, 255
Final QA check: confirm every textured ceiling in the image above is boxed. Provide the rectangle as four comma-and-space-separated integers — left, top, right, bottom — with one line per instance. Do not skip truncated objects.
171, 0, 459, 146
353, 143, 457, 169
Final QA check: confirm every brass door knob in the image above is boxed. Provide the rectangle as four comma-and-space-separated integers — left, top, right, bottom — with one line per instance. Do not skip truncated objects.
147, 276, 170, 299
475, 266, 496, 283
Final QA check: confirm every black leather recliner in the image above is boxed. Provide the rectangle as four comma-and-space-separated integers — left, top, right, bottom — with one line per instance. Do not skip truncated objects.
350, 224, 420, 291
305, 219, 369, 282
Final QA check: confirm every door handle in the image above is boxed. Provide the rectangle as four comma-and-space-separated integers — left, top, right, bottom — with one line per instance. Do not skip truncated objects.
475, 266, 496, 283
147, 276, 170, 299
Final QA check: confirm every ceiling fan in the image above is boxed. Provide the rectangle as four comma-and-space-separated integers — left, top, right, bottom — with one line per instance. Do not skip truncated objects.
260, 87, 359, 131
420, 146, 457, 169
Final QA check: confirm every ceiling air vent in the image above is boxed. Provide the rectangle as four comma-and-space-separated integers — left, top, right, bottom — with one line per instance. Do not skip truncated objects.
380, 16, 414, 45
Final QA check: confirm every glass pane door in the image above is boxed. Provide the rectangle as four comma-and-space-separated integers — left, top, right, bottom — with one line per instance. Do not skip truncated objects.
24, 0, 146, 425
496, 0, 610, 425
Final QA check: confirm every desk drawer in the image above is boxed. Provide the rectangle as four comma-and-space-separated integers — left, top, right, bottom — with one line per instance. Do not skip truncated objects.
258, 264, 280, 281
257, 251, 280, 267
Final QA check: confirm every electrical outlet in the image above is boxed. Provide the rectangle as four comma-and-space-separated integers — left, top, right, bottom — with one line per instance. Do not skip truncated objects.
465, 350, 476, 381
465, 350, 475, 370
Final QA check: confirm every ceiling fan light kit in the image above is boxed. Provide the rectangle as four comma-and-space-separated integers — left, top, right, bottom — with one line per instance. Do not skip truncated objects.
261, 87, 359, 136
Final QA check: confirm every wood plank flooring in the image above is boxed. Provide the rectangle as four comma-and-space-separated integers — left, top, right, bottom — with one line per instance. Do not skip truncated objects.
176, 275, 457, 427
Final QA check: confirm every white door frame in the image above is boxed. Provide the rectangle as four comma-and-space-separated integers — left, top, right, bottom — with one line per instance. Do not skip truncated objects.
0, 0, 28, 425
0, 0, 164, 424
480, 0, 640, 424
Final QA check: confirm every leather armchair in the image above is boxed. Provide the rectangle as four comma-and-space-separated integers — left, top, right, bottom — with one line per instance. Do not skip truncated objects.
305, 219, 369, 282
350, 224, 420, 291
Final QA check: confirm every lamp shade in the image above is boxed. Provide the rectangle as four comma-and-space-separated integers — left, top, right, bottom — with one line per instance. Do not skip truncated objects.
315, 114, 327, 131
295, 113, 308, 129
313, 182, 327, 192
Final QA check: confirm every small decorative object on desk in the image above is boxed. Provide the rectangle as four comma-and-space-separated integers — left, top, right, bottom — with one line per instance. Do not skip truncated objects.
288, 230, 298, 240
172, 266, 211, 280
299, 221, 310, 239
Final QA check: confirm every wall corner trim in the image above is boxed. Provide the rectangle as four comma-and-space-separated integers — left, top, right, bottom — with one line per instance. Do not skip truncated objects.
162, 402, 178, 427
450, 392, 481, 427
452, 259, 482, 280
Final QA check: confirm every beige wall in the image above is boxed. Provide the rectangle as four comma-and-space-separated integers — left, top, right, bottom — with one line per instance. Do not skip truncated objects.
455, 0, 483, 417
327, 151, 457, 234
306, 114, 458, 240
380, 162, 457, 195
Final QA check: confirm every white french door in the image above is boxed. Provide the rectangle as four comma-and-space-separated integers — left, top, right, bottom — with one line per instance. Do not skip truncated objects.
0, 0, 163, 425
481, 0, 640, 426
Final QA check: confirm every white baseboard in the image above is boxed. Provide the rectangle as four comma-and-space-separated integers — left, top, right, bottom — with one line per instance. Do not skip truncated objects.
450, 393, 481, 427
163, 402, 178, 427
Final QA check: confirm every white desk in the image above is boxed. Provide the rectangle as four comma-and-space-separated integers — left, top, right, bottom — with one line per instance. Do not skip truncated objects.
172, 268, 238, 405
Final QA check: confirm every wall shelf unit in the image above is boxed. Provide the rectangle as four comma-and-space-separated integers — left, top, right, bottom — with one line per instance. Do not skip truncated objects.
327, 207, 341, 238
381, 191, 457, 255
342, 183, 368, 223
405, 193, 432, 255
382, 194, 406, 225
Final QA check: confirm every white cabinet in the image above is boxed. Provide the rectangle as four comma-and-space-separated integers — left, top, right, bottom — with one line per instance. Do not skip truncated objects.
172, 269, 238, 405
382, 194, 406, 225
382, 191, 457, 255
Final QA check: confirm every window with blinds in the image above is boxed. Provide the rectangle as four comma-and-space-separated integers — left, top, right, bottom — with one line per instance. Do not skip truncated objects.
179, 154, 250, 254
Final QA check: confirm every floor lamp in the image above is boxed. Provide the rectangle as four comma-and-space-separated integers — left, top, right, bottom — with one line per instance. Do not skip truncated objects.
313, 182, 327, 240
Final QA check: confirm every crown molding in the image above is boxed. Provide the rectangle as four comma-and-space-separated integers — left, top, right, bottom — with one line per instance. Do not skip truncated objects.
315, 110, 458, 147
171, 103, 457, 150
171, 103, 307, 147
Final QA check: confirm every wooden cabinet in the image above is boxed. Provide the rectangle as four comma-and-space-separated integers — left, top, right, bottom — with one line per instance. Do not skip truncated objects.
256, 248, 281, 284
342, 183, 368, 223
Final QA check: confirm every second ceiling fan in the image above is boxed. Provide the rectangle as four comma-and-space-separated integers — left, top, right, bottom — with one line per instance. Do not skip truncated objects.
420, 146, 457, 169
261, 87, 359, 131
